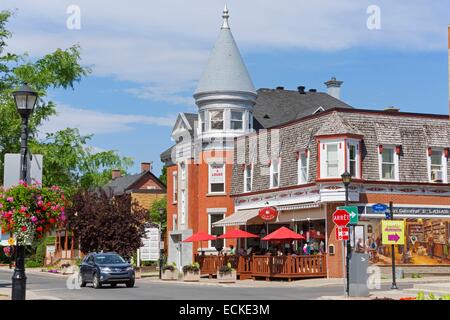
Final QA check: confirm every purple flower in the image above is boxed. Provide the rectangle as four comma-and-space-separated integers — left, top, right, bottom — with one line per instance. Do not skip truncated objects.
6, 197, 13, 203
0, 203, 3, 209
31, 216, 38, 223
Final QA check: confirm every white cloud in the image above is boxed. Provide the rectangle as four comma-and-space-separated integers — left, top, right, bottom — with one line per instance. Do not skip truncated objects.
39, 104, 175, 136
4, 0, 450, 104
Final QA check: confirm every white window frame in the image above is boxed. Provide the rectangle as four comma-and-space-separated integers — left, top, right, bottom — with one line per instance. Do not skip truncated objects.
208, 163, 226, 194
208, 213, 225, 249
230, 110, 244, 130
325, 143, 340, 178
298, 152, 309, 184
172, 172, 178, 204
244, 164, 253, 192
270, 158, 281, 188
209, 110, 224, 131
347, 140, 361, 179
172, 214, 178, 231
378, 146, 399, 181
427, 148, 448, 183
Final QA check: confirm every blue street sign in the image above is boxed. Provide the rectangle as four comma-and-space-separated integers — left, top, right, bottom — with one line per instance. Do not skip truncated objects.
372, 203, 388, 212
385, 212, 391, 219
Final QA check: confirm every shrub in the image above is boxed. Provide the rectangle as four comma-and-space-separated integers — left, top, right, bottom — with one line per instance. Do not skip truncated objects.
183, 262, 200, 273
219, 262, 234, 274
163, 265, 175, 272
61, 263, 71, 268
25, 260, 42, 268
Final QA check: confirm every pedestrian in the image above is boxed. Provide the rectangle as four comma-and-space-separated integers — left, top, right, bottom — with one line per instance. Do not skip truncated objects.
229, 245, 235, 255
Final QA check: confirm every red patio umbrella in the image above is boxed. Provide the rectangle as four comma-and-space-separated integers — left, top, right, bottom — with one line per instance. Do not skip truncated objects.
182, 231, 217, 251
182, 232, 217, 242
262, 226, 306, 241
218, 229, 259, 239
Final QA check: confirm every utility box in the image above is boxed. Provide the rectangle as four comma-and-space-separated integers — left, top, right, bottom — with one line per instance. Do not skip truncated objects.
349, 253, 370, 297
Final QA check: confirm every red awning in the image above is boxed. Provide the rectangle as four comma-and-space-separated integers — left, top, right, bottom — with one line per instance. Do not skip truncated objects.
218, 229, 259, 239
262, 227, 306, 241
182, 232, 217, 242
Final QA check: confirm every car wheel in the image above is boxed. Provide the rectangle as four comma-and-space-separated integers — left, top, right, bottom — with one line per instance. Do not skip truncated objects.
93, 273, 102, 289
110, 283, 117, 288
78, 273, 87, 288
126, 280, 135, 288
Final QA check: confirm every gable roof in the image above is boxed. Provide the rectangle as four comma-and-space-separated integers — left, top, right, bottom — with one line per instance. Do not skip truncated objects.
315, 111, 363, 137
253, 89, 352, 129
103, 171, 166, 196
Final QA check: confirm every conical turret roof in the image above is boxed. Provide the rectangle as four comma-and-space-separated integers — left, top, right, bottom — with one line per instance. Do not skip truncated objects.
195, 6, 256, 95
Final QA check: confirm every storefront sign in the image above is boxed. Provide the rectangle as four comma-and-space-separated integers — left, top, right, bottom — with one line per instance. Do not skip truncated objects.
209, 164, 224, 183
362, 206, 450, 217
381, 220, 405, 245
140, 227, 160, 261
338, 206, 358, 225
258, 207, 278, 221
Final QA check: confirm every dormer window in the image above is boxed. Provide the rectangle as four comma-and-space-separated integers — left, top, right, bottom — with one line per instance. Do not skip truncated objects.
244, 164, 253, 192
210, 110, 224, 130
318, 138, 361, 179
428, 148, 447, 183
297, 151, 309, 184
326, 144, 339, 176
379, 145, 399, 181
231, 111, 243, 130
270, 158, 280, 188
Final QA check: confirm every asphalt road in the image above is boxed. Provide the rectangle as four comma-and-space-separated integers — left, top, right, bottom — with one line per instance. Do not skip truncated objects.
0, 269, 413, 300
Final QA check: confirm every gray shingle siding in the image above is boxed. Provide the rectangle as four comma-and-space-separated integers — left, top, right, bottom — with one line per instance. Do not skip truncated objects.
231, 109, 450, 195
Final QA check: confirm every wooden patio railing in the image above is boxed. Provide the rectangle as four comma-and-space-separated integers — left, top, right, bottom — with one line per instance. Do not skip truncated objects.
195, 254, 327, 281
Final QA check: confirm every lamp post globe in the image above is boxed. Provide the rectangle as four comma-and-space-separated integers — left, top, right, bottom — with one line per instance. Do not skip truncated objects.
341, 171, 352, 188
13, 83, 38, 117
11, 83, 38, 301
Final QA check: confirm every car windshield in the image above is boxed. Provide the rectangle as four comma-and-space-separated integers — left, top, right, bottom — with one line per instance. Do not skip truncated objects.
94, 254, 126, 265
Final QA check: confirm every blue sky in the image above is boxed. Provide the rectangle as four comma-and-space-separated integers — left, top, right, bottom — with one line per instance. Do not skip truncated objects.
4, 0, 450, 177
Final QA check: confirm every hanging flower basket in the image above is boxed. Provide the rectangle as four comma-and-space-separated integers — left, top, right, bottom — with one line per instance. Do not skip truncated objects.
0, 181, 66, 245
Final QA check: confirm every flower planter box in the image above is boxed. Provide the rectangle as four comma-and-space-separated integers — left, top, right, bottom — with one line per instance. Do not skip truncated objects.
162, 269, 179, 280
62, 266, 75, 275
217, 270, 236, 283
183, 271, 200, 282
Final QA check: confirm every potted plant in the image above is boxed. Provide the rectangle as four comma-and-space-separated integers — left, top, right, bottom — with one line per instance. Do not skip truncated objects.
162, 262, 178, 280
61, 263, 74, 275
217, 262, 236, 283
182, 262, 201, 282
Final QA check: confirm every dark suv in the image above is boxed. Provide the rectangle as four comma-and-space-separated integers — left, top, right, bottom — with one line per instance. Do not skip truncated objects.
79, 252, 135, 288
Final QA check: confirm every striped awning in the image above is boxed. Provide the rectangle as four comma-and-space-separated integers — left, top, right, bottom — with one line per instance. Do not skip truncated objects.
212, 209, 260, 227
276, 201, 321, 212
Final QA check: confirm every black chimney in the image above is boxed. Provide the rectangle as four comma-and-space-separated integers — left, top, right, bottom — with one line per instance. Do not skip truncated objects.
298, 86, 306, 94
309, 89, 317, 93
276, 86, 284, 90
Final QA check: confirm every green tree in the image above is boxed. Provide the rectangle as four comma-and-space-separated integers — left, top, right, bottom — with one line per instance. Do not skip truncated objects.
0, 11, 132, 192
159, 166, 167, 185
149, 196, 167, 234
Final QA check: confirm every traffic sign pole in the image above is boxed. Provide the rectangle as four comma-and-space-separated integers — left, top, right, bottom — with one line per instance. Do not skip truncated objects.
390, 201, 398, 290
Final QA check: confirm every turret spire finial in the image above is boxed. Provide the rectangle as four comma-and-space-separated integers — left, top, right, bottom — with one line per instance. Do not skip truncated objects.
222, 4, 230, 29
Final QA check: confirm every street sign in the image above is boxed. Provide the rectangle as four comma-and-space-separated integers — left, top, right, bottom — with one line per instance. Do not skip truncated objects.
338, 206, 358, 225
335, 227, 350, 241
372, 203, 388, 212
332, 209, 350, 227
381, 220, 405, 245
140, 227, 160, 261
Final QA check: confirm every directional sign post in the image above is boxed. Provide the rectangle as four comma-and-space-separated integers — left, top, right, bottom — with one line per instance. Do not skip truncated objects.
338, 206, 358, 225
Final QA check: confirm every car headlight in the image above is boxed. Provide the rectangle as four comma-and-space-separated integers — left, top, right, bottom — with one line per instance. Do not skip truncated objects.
126, 266, 134, 271
100, 267, 111, 272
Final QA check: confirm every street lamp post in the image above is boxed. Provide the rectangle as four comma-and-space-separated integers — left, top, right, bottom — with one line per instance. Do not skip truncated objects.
11, 83, 38, 300
158, 208, 165, 280
341, 171, 352, 298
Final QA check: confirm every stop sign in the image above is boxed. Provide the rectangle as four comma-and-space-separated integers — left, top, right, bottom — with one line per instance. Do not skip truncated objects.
332, 209, 350, 227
